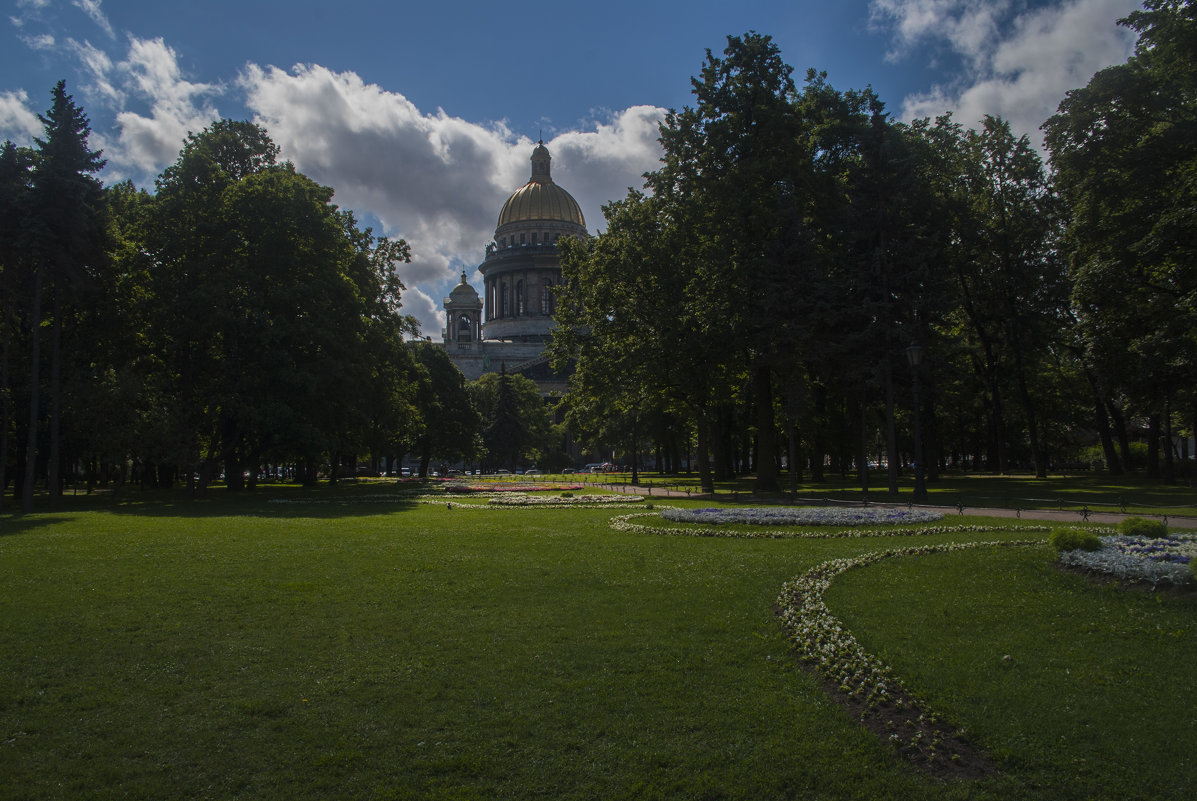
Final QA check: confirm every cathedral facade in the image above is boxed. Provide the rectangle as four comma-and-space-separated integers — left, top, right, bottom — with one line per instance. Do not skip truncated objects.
440, 142, 585, 394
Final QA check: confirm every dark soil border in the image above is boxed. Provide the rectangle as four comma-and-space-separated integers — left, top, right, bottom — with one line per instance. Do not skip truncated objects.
775, 606, 997, 781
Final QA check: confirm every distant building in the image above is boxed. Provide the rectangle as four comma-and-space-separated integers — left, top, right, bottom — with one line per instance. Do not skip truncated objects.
440, 142, 585, 394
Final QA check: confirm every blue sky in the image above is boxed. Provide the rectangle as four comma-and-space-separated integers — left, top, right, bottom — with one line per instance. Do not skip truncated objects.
2, 0, 1141, 335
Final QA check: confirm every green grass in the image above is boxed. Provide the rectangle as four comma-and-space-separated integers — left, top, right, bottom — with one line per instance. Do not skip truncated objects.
1, 483, 1194, 799
829, 546, 1197, 800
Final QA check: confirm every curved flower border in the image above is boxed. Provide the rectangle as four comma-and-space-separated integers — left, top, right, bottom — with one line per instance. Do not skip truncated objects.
661, 505, 945, 527
610, 510, 1048, 540
776, 539, 1044, 770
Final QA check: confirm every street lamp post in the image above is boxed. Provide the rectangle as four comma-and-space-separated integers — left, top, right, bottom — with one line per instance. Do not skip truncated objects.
905, 341, 928, 502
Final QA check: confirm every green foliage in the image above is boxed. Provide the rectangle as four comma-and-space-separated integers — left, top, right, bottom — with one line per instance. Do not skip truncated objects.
1049, 527, 1103, 552
1044, 0, 1197, 480
132, 119, 421, 487
469, 371, 551, 471
408, 341, 480, 474
1118, 516, 1169, 538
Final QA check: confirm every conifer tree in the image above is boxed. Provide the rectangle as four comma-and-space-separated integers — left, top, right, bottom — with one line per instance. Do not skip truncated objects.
24, 81, 104, 510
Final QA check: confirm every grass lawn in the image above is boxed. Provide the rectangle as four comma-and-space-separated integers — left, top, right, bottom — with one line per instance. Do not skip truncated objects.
1, 482, 1194, 800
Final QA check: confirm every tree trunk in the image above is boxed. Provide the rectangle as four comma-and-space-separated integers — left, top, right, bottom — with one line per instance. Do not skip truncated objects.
988, 367, 1007, 473
883, 358, 898, 494
696, 409, 714, 494
1094, 398, 1121, 473
857, 392, 869, 495
0, 297, 11, 512
1013, 357, 1045, 478
811, 385, 827, 484
22, 262, 44, 513
418, 437, 432, 477
48, 293, 62, 504
788, 420, 800, 495
753, 365, 779, 491
924, 366, 941, 482
1163, 396, 1175, 484
713, 405, 733, 481
1108, 400, 1133, 471
1147, 414, 1160, 479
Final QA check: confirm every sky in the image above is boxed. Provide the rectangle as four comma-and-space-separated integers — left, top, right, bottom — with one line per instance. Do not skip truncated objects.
2, 0, 1142, 336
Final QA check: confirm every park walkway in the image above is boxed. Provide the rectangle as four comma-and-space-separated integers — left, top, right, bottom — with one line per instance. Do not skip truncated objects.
594, 480, 1197, 530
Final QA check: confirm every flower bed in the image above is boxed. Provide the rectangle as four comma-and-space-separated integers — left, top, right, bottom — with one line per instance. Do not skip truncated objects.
444, 483, 584, 494
487, 494, 643, 507
1058, 533, 1197, 588
610, 510, 1042, 541
776, 539, 1043, 773
661, 506, 944, 527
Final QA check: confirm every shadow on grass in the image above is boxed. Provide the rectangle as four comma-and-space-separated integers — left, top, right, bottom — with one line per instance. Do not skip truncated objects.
630, 471, 1197, 515
15, 482, 426, 521
0, 514, 76, 536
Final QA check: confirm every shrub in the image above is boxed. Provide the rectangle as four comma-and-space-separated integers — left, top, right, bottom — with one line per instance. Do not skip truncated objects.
1050, 528, 1102, 553
560, 492, 573, 498
1118, 517, 1168, 539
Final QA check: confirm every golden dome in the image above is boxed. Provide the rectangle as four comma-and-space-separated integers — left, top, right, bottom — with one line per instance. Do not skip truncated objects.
496, 143, 586, 230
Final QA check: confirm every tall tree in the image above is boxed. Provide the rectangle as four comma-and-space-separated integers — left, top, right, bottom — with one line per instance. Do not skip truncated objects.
148, 120, 280, 488
409, 341, 479, 477
469, 371, 551, 472
23, 81, 105, 510
0, 142, 34, 508
1045, 0, 1197, 480
957, 116, 1064, 476
648, 32, 808, 491
147, 120, 416, 489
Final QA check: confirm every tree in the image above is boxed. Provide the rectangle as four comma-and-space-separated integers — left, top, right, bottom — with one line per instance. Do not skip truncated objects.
409, 341, 480, 476
954, 116, 1065, 477
147, 121, 283, 487
1044, 0, 1197, 480
23, 81, 105, 510
649, 32, 807, 491
469, 370, 551, 472
147, 120, 416, 489
552, 192, 692, 484
77, 180, 162, 489
0, 141, 34, 508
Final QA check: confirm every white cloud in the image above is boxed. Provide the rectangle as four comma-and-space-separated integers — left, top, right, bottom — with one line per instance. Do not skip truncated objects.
873, 0, 1012, 69
872, 0, 1140, 147
65, 37, 122, 104
404, 286, 445, 340
548, 105, 666, 233
239, 62, 664, 337
73, 0, 114, 39
20, 32, 55, 49
99, 36, 221, 178
0, 89, 43, 141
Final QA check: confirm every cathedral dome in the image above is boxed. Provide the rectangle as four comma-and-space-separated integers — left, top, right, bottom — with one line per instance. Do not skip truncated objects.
496, 142, 585, 230
448, 273, 480, 303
